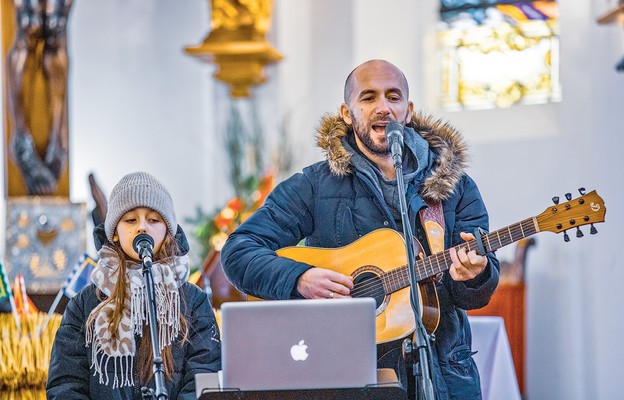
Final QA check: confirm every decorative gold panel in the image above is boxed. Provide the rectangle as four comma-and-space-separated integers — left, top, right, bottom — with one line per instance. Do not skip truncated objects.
5, 197, 86, 294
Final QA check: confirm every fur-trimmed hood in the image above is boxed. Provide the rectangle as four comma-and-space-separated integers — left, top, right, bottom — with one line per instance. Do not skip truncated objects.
316, 111, 469, 203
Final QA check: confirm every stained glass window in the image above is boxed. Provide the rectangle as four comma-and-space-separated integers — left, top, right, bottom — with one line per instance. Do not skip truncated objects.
438, 1, 561, 110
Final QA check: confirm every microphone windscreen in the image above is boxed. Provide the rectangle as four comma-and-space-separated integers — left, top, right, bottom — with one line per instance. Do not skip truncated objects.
385, 121, 404, 146
132, 233, 154, 253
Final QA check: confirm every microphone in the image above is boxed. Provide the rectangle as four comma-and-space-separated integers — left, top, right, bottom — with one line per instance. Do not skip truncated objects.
385, 121, 404, 165
133, 233, 154, 262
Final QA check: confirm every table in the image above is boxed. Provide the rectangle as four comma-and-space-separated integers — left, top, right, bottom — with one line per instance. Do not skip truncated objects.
469, 316, 521, 400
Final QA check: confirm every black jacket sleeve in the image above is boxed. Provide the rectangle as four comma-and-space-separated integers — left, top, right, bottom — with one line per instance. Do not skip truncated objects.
178, 283, 222, 400
46, 287, 94, 399
220, 172, 316, 300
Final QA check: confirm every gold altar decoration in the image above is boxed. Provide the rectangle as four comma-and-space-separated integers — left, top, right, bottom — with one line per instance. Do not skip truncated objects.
185, 0, 282, 98
0, 312, 61, 399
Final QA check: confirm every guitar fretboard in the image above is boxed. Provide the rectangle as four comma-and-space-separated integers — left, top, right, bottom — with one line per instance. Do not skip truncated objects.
381, 217, 538, 293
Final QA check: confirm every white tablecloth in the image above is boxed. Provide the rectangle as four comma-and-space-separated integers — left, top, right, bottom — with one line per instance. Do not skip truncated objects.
468, 316, 521, 400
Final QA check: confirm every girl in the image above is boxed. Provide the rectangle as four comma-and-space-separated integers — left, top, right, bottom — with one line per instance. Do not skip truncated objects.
47, 171, 221, 399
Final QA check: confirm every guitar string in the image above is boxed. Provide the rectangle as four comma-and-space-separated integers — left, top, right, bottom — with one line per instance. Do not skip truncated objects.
350, 220, 535, 297
350, 220, 536, 298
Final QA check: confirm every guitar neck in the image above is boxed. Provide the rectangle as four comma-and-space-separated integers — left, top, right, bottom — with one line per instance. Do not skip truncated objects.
385, 217, 538, 292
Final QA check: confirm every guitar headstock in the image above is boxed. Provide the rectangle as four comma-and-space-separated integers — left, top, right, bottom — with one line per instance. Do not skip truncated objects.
536, 189, 606, 239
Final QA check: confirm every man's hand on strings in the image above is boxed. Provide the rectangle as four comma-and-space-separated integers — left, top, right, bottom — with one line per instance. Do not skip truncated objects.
448, 232, 488, 282
296, 268, 353, 299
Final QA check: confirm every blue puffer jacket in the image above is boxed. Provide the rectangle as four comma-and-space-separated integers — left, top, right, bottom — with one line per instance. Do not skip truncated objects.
47, 226, 221, 400
221, 112, 499, 400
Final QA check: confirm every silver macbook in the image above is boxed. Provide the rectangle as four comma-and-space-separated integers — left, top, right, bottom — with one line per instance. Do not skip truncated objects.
220, 297, 377, 391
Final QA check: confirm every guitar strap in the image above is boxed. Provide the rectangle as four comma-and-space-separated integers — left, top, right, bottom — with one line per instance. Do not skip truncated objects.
419, 201, 445, 282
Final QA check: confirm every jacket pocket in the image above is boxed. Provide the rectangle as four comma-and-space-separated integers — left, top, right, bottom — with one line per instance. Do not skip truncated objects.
440, 344, 481, 399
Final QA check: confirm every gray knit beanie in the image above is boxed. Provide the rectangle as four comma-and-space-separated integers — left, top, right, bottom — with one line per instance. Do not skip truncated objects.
104, 172, 177, 242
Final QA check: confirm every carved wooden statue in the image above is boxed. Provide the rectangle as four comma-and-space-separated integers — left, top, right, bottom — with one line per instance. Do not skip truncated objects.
4, 0, 73, 196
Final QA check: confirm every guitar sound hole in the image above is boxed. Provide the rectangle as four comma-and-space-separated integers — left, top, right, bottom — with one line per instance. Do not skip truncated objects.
352, 272, 385, 308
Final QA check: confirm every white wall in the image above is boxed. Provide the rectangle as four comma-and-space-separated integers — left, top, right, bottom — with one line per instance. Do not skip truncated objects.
1, 0, 623, 398
65, 0, 223, 260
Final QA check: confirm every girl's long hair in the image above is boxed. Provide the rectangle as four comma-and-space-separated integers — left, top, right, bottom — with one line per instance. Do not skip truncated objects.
86, 231, 190, 384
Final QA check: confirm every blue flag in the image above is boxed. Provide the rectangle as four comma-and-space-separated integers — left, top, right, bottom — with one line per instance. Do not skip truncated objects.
65, 254, 96, 298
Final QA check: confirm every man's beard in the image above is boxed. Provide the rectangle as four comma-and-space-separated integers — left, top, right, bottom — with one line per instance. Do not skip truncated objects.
350, 112, 390, 156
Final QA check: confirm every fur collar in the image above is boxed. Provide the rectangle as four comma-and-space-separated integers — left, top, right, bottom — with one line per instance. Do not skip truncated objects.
316, 111, 469, 202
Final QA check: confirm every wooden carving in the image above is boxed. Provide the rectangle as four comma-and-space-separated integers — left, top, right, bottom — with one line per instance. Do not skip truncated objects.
2, 0, 73, 196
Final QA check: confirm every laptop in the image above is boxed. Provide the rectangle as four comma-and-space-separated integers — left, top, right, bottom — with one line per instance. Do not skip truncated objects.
219, 297, 377, 391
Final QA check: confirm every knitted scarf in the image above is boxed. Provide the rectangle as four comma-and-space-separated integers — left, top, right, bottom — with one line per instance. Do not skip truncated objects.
86, 245, 189, 388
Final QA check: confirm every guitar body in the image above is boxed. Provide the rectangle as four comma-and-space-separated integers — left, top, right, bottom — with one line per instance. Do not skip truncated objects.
274, 229, 440, 344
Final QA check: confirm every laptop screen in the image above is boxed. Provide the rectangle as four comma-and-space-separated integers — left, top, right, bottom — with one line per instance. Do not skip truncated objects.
220, 298, 377, 391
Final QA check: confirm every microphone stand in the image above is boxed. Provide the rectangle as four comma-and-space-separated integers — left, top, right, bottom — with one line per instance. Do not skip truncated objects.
140, 251, 169, 400
391, 141, 435, 400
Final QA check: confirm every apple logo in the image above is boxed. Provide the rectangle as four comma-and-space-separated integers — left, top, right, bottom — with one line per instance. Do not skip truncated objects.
290, 340, 309, 361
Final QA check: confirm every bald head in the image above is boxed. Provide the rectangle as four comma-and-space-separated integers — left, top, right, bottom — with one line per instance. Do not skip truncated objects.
343, 60, 409, 105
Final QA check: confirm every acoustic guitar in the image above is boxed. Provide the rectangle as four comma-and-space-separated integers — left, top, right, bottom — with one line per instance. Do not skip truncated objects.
252, 190, 606, 344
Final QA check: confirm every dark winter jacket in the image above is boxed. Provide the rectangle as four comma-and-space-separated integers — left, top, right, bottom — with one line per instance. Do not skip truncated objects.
47, 225, 221, 400
220, 112, 499, 399
46, 283, 220, 400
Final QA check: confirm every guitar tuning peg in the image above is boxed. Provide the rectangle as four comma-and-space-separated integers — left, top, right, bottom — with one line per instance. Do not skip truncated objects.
563, 231, 570, 242
590, 224, 598, 235
578, 187, 586, 195
576, 227, 584, 238
552, 196, 560, 205
565, 193, 572, 201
